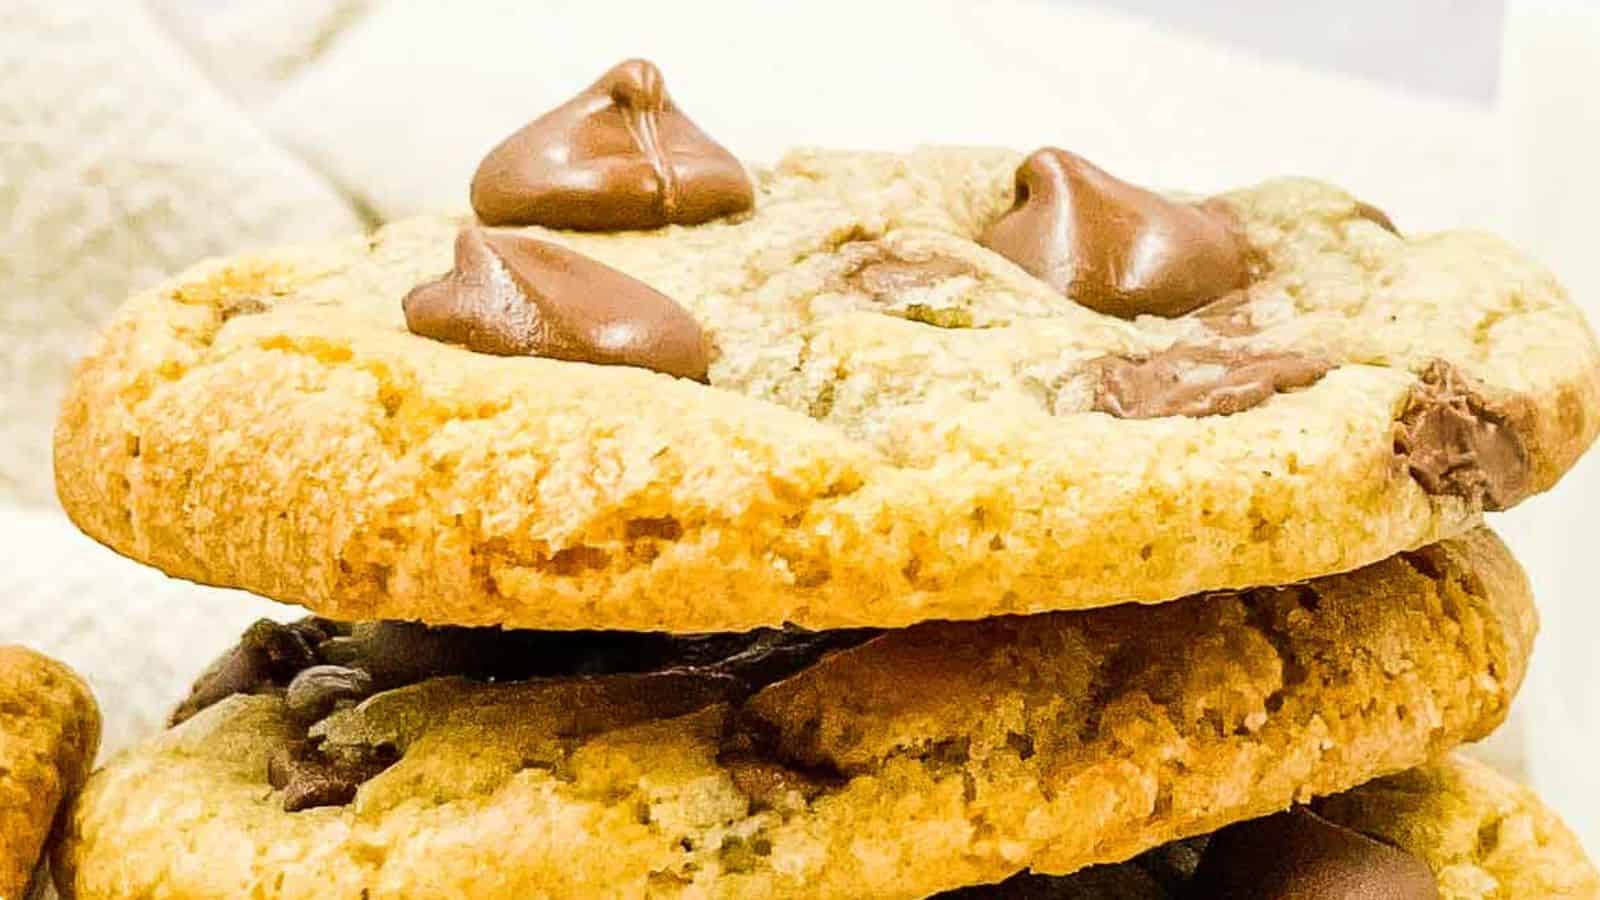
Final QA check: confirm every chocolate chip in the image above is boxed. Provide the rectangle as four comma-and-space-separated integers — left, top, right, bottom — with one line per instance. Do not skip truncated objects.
170, 619, 320, 726
1394, 360, 1529, 511
403, 226, 710, 381
471, 58, 753, 231
284, 666, 375, 725
180, 615, 878, 729
981, 148, 1251, 318
1090, 344, 1330, 419
1185, 807, 1439, 899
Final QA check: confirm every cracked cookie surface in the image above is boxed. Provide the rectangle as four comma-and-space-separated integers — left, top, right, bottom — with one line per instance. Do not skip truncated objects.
56, 531, 1536, 899
1, 646, 100, 900
54, 147, 1600, 631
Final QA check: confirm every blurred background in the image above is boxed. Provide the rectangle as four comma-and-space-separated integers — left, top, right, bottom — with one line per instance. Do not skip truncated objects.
4, 0, 1598, 860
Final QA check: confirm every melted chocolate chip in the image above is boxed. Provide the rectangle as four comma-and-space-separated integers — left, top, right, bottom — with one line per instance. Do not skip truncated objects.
1091, 344, 1330, 418
170, 619, 334, 726
1186, 808, 1439, 899
180, 618, 881, 812
1394, 360, 1529, 511
471, 59, 753, 231
981, 149, 1251, 318
403, 226, 710, 381
283, 666, 375, 726
268, 740, 398, 812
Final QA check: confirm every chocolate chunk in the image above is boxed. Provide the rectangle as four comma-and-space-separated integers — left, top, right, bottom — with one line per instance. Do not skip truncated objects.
981, 148, 1251, 318
283, 666, 374, 725
268, 740, 398, 813
1186, 807, 1438, 899
471, 58, 753, 231
1394, 360, 1529, 510
403, 226, 710, 381
170, 619, 321, 726
1091, 344, 1330, 419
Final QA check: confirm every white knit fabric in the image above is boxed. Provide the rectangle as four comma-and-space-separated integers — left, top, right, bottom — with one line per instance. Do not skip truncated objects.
0, 0, 364, 508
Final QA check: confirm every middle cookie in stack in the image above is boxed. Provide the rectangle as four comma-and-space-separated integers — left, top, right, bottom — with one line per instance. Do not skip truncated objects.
52, 60, 1600, 898
63, 532, 1534, 897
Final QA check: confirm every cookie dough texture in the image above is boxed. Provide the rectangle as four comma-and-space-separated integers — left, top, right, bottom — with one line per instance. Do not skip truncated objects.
54, 146, 1600, 631
1317, 754, 1599, 899
1, 646, 100, 900
56, 531, 1535, 899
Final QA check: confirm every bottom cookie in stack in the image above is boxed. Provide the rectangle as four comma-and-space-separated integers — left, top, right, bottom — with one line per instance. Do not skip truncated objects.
54, 529, 1593, 898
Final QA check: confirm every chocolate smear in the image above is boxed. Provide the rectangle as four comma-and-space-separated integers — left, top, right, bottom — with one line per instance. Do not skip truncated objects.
1091, 344, 1330, 419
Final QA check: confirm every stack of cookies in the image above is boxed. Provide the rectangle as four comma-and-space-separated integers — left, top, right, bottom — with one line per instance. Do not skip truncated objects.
46, 59, 1600, 898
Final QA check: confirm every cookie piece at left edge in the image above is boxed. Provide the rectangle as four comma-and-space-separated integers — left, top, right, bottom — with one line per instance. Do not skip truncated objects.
1, 646, 100, 900
56, 530, 1533, 899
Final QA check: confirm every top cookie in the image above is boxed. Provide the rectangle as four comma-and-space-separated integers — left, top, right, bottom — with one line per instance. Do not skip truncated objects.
55, 61, 1600, 632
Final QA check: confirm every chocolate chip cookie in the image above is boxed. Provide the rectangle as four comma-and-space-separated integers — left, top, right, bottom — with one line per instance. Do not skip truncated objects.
53, 60, 1600, 631
1, 646, 99, 900
55, 530, 1536, 898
